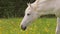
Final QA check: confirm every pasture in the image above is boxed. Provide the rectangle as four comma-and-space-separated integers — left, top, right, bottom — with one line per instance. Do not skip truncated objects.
0, 18, 56, 34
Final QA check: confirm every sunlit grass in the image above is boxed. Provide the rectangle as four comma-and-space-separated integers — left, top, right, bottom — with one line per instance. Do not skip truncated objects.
0, 18, 56, 34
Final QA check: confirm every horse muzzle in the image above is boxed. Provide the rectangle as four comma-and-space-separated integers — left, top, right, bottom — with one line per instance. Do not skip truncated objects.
21, 25, 27, 30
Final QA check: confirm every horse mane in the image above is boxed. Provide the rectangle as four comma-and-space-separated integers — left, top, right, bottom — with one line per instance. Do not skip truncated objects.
31, 0, 46, 7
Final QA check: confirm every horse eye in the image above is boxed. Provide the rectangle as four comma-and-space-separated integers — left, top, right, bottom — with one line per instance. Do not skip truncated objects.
27, 13, 30, 16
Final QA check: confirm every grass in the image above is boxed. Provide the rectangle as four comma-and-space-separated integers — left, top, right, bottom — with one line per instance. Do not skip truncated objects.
0, 18, 56, 34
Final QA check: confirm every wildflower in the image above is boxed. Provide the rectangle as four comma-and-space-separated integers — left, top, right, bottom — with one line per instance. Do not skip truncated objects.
47, 23, 50, 27
26, 31, 28, 34
0, 20, 2, 23
0, 31, 2, 34
44, 27, 49, 32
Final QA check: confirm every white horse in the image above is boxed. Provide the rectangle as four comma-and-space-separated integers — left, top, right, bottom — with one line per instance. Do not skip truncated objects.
20, 0, 60, 34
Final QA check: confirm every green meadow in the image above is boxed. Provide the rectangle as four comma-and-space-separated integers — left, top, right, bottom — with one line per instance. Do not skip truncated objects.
0, 18, 56, 34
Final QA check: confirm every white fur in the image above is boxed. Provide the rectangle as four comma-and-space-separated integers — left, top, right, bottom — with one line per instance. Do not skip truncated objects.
21, 0, 60, 34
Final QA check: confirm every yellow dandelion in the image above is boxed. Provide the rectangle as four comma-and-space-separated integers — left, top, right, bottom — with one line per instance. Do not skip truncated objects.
26, 31, 28, 34
10, 30, 13, 33
34, 26, 37, 30
0, 31, 2, 34
32, 32, 35, 34
44, 27, 49, 32
0, 27, 3, 34
20, 30, 22, 32
0, 27, 3, 31
17, 32, 20, 34
13, 28, 18, 31
47, 23, 50, 27
0, 20, 2, 23
0, 30, 2, 34
0, 27, 1, 28
6, 32, 8, 34
30, 28, 33, 30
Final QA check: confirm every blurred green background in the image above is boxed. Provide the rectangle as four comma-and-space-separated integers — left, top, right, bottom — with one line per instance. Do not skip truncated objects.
0, 0, 56, 34
0, 0, 36, 18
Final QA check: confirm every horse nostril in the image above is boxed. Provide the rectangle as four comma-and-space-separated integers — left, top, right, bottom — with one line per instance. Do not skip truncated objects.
21, 25, 26, 30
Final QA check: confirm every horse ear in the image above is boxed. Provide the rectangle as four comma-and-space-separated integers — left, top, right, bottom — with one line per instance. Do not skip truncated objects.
27, 3, 31, 6
27, 3, 34, 9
